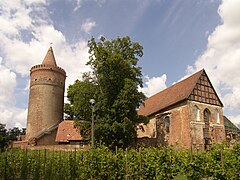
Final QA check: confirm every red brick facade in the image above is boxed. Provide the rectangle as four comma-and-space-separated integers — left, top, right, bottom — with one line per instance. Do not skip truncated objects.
138, 69, 226, 150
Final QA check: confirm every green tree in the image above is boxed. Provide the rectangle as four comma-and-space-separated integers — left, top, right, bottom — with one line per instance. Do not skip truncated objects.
0, 123, 7, 151
7, 127, 22, 141
66, 36, 148, 148
65, 73, 98, 121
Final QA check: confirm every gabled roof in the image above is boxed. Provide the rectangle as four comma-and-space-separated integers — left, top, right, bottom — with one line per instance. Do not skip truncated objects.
42, 46, 57, 67
55, 120, 83, 142
138, 69, 223, 116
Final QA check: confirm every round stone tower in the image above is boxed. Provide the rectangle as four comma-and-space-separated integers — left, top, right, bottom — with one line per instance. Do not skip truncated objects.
26, 47, 66, 140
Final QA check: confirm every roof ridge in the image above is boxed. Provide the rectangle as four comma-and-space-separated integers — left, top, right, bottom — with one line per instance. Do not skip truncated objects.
147, 69, 204, 101
138, 69, 205, 116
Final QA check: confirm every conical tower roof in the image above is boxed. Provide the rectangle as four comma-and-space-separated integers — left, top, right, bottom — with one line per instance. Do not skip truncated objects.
42, 47, 57, 66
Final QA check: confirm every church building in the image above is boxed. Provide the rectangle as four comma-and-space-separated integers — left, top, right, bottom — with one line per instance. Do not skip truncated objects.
137, 69, 226, 150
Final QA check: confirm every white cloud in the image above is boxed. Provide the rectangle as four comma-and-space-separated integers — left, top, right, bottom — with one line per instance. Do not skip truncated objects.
0, 60, 27, 128
0, 61, 17, 105
228, 114, 240, 125
24, 0, 46, 4
81, 18, 96, 34
0, 106, 27, 129
94, 0, 106, 7
188, 0, 240, 123
0, 0, 91, 128
73, 0, 83, 12
141, 74, 167, 97
72, 0, 106, 11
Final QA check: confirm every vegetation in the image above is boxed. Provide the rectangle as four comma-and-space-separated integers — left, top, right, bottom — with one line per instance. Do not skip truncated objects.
1, 143, 240, 179
65, 36, 148, 148
0, 123, 8, 151
0, 123, 26, 152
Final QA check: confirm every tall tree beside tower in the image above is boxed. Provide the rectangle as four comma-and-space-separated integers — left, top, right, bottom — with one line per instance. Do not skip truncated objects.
65, 36, 148, 147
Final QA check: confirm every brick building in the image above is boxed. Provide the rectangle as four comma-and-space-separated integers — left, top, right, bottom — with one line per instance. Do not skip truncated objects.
25, 47, 66, 145
138, 69, 226, 150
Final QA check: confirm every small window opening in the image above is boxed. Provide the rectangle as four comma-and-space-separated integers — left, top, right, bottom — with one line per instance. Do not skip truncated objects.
165, 116, 170, 133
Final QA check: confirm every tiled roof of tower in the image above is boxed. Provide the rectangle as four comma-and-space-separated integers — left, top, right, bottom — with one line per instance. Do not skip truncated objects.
42, 46, 57, 66
138, 69, 204, 116
55, 120, 83, 142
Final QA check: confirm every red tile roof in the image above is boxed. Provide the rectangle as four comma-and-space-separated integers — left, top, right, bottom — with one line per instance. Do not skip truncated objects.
55, 120, 83, 142
138, 69, 204, 116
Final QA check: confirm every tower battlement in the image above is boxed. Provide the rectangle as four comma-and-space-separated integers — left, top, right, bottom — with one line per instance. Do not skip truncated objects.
30, 64, 66, 76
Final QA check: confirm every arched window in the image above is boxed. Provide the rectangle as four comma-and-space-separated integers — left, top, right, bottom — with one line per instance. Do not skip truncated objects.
165, 116, 170, 133
214, 109, 220, 124
193, 105, 200, 121
203, 108, 211, 150
203, 109, 210, 138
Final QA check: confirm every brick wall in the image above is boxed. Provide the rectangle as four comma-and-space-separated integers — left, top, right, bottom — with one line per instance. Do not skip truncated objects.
26, 66, 66, 140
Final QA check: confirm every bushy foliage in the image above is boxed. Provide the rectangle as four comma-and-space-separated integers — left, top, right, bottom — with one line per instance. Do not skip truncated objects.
65, 36, 148, 148
0, 123, 26, 152
1, 143, 240, 179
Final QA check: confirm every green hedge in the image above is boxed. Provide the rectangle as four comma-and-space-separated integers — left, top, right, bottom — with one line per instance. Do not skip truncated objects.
0, 143, 239, 179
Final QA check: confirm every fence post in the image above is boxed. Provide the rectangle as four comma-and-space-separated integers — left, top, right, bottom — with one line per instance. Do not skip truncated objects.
74, 148, 77, 179
125, 148, 128, 180
220, 149, 224, 169
139, 147, 142, 180
190, 148, 193, 161
44, 149, 46, 178
4, 152, 7, 179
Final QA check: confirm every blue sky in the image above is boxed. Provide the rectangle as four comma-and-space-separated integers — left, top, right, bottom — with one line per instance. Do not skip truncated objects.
1, 0, 240, 128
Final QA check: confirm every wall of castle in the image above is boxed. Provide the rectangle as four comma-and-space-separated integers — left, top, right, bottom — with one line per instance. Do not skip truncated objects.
36, 128, 58, 146
137, 100, 225, 150
137, 101, 192, 148
26, 66, 66, 140
154, 101, 191, 149
137, 117, 157, 138
188, 101, 225, 150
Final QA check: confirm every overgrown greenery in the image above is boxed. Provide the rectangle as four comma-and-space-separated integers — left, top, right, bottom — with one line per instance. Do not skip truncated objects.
1, 143, 240, 179
65, 36, 148, 148
0, 123, 26, 152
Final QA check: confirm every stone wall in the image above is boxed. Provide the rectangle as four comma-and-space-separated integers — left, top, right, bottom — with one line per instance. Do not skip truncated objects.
36, 128, 58, 146
137, 100, 225, 150
189, 101, 225, 150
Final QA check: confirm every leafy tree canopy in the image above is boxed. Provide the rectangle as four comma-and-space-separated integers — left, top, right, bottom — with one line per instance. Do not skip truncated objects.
0, 123, 26, 151
65, 36, 148, 148
0, 123, 7, 151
